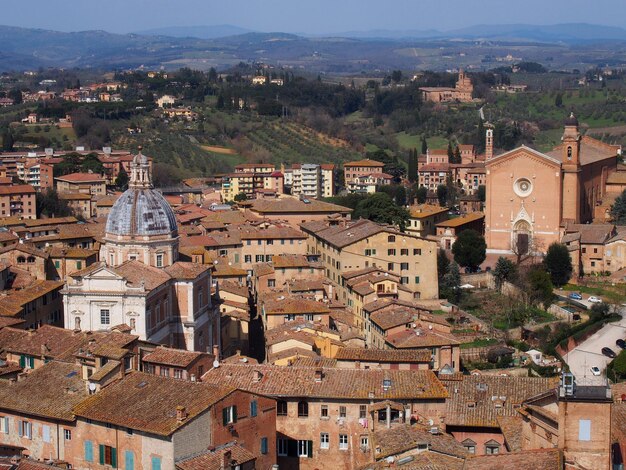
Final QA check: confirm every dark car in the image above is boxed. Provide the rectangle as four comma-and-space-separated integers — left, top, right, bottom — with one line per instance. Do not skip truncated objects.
602, 347, 617, 358
617, 339, 626, 350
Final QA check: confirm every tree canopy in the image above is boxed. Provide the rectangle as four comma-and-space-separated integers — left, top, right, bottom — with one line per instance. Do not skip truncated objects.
610, 189, 626, 225
452, 229, 486, 271
543, 242, 573, 287
492, 256, 517, 290
353, 192, 410, 231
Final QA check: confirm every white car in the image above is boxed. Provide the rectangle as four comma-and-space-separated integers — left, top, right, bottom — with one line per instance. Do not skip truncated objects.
588, 296, 602, 304
591, 366, 601, 376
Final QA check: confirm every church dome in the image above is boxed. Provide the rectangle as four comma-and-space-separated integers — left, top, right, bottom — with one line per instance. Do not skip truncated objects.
104, 150, 178, 238
564, 112, 579, 127
105, 188, 177, 237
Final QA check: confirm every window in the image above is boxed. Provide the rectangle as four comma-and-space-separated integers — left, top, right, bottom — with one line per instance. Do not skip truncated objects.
298, 440, 313, 458
339, 406, 347, 418
100, 309, 110, 325
250, 400, 258, 417
415, 276, 420, 284
156, 254, 163, 267
144, 363, 155, 374
268, 279, 276, 288
360, 436, 369, 450
305, 314, 314, 321
99, 445, 117, 467
0, 416, 8, 434
261, 437, 268, 454
579, 419, 591, 441
413, 248, 422, 256
359, 405, 367, 419
387, 262, 394, 271
54, 260, 60, 269
400, 262, 409, 270
42, 425, 51, 443
222, 405, 237, 425
466, 445, 475, 454
84, 440, 94, 462
160, 367, 170, 377
339, 434, 348, 450
277, 400, 288, 416
320, 433, 329, 449
256, 255, 264, 262
285, 314, 296, 322
401, 248, 408, 256
298, 401, 309, 417
173, 369, 183, 380
151, 456, 161, 470
388, 249, 396, 256
321, 405, 328, 418
76, 261, 82, 270
125, 450, 135, 470
64, 429, 72, 441
244, 255, 252, 263
485, 444, 500, 454
387, 235, 396, 243
277, 438, 288, 456
18, 420, 31, 439
400, 277, 409, 285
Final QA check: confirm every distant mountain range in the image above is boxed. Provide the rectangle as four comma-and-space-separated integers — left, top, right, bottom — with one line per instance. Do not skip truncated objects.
1, 23, 626, 73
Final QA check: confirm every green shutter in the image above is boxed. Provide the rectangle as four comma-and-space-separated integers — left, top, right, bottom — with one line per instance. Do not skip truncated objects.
99, 444, 105, 465
222, 407, 228, 426
19, 355, 25, 368
307, 440, 313, 458
28, 357, 34, 369
124, 450, 134, 470
111, 448, 117, 468
151, 456, 162, 470
250, 400, 257, 417
84, 441, 93, 462
232, 405, 237, 423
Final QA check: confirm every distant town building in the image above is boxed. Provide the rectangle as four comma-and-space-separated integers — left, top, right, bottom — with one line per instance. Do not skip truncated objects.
420, 69, 474, 103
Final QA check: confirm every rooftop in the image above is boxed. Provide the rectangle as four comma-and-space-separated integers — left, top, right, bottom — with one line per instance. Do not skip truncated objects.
344, 159, 385, 168
246, 197, 351, 215
142, 346, 210, 368
175, 443, 255, 470
55, 172, 106, 183
334, 348, 431, 363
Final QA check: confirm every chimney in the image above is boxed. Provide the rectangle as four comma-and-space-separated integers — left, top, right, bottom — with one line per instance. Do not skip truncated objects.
213, 345, 220, 360
314, 368, 323, 382
485, 124, 494, 160
221, 450, 232, 470
176, 406, 187, 423
253, 370, 263, 383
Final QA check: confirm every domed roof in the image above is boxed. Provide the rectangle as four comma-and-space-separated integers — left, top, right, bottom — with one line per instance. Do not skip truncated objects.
105, 187, 178, 238
564, 112, 579, 127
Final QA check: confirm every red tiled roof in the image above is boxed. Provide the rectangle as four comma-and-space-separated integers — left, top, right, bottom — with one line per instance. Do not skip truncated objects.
55, 172, 105, 182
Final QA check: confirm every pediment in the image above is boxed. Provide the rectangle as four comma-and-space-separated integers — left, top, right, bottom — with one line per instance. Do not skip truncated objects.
487, 145, 561, 170
82, 265, 124, 281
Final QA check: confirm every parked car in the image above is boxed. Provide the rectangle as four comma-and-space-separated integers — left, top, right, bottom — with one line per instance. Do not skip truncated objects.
591, 366, 601, 376
616, 339, 626, 350
601, 347, 617, 358
588, 296, 602, 304
568, 292, 583, 300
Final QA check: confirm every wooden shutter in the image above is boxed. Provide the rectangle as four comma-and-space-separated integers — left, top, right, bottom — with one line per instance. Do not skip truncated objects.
232, 405, 237, 423
125, 450, 134, 470
151, 456, 162, 470
99, 444, 105, 465
111, 448, 117, 468
84, 441, 93, 462
222, 407, 228, 426
307, 440, 313, 458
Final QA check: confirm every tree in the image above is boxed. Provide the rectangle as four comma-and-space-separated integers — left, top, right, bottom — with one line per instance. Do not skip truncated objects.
452, 229, 486, 271
436, 185, 448, 207
407, 148, 418, 183
1, 129, 13, 152
543, 242, 573, 287
437, 249, 450, 285
555, 93, 563, 108
610, 189, 626, 224
416, 186, 428, 204
519, 266, 554, 307
477, 185, 486, 202
35, 188, 74, 218
421, 136, 428, 155
440, 261, 461, 303
234, 192, 248, 202
115, 167, 129, 190
452, 145, 462, 164
353, 192, 410, 231
391, 70, 403, 83
447, 141, 454, 161
492, 256, 517, 290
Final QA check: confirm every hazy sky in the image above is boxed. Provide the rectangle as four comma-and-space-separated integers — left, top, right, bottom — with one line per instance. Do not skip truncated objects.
3, 0, 626, 34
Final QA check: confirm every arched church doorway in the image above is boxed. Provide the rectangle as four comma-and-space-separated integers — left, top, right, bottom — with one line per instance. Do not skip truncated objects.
513, 220, 532, 255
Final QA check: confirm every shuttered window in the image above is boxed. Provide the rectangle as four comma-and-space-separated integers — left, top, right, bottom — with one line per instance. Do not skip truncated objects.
84, 441, 93, 463
125, 450, 134, 470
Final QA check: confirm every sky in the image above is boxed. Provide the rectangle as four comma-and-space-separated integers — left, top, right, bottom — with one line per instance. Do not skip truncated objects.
2, 0, 626, 34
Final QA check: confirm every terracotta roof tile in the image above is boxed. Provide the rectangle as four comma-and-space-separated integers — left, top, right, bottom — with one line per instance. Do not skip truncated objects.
462, 448, 562, 470
372, 423, 468, 460
164, 261, 211, 280
344, 159, 385, 168
143, 346, 210, 368
73, 371, 236, 436
202, 363, 448, 400
55, 172, 105, 183
335, 348, 431, 363
176, 444, 255, 470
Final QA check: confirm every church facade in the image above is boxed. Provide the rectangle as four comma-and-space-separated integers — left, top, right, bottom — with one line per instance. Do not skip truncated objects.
62, 150, 220, 352
485, 115, 621, 254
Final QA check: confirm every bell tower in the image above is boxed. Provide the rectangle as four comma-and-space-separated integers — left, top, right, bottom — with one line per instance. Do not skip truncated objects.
561, 113, 582, 223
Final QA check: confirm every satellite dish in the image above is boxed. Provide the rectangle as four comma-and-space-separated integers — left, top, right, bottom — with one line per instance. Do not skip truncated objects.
213, 360, 220, 368
88, 382, 97, 391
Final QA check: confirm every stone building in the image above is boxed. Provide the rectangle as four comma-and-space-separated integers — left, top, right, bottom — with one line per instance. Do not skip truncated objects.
485, 115, 621, 254
63, 151, 220, 352
420, 69, 474, 103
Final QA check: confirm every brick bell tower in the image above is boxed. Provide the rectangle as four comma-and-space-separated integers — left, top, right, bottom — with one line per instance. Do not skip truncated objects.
561, 113, 582, 223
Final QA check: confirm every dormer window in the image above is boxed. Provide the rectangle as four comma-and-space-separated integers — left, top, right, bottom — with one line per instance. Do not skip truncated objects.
567, 146, 573, 160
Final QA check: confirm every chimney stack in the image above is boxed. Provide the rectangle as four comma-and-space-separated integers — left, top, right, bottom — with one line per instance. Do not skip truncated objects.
221, 450, 233, 470
253, 370, 263, 383
314, 368, 323, 383
176, 406, 187, 423
212, 345, 220, 360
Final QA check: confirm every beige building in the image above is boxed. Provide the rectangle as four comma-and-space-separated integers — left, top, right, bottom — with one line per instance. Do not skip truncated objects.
407, 204, 449, 238
343, 159, 385, 187
55, 172, 106, 196
301, 218, 439, 301
59, 193, 94, 219
221, 163, 283, 201
485, 115, 620, 254
0, 184, 36, 219
420, 69, 473, 103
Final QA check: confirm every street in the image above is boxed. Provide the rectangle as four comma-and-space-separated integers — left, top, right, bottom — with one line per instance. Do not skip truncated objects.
563, 313, 626, 384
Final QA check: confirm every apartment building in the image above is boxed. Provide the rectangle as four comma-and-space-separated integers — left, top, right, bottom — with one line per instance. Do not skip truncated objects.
407, 204, 449, 238
286, 163, 335, 199
0, 184, 36, 219
55, 173, 106, 196
202, 363, 449, 470
221, 163, 283, 201
343, 159, 385, 187
301, 218, 439, 301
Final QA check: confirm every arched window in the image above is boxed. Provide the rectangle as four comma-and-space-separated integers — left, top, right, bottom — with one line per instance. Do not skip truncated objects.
297, 400, 308, 417
17, 256, 25, 264
567, 146, 573, 160
27, 256, 35, 263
